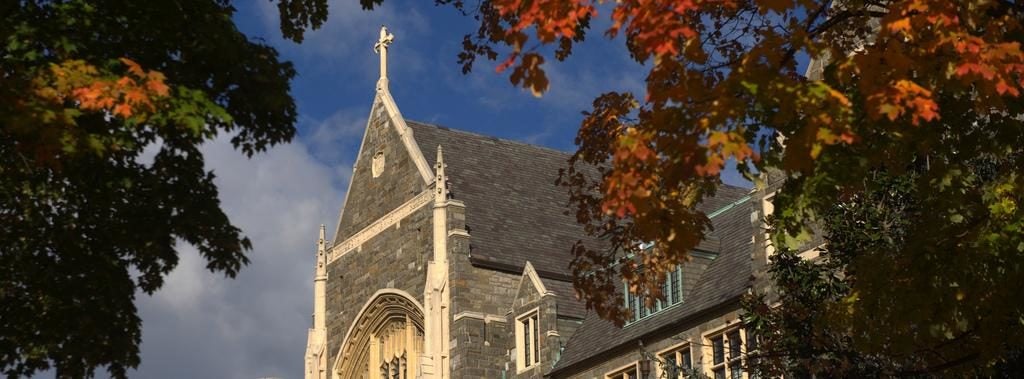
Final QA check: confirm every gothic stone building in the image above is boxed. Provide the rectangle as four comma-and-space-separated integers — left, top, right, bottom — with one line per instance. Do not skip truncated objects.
304, 27, 772, 379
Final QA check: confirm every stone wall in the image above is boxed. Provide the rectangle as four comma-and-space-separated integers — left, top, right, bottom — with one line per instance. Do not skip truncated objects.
507, 276, 562, 379
445, 198, 523, 378
555, 318, 584, 353
448, 246, 519, 377
324, 203, 432, 371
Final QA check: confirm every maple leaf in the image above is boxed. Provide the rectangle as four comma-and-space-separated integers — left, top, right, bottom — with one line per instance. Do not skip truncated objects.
442, 0, 1024, 352
4, 3, 304, 377
120, 57, 146, 77
113, 103, 133, 118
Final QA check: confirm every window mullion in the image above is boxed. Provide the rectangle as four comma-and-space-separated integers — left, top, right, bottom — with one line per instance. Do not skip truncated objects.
531, 315, 539, 364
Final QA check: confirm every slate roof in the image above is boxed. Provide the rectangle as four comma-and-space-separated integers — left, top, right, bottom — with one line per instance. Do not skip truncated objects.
408, 121, 599, 277
549, 192, 756, 377
541, 277, 587, 320
406, 121, 754, 373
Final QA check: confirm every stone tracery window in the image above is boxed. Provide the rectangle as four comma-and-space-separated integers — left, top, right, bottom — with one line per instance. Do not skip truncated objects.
334, 292, 425, 379
375, 317, 421, 379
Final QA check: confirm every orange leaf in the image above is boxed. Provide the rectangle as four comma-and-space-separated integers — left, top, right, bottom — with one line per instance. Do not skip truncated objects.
113, 103, 133, 118
147, 79, 170, 97
120, 58, 145, 77
888, 17, 911, 34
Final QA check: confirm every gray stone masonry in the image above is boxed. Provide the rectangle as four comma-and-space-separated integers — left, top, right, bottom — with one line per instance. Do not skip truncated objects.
333, 100, 429, 242
446, 195, 522, 378
507, 274, 562, 379
324, 100, 433, 370
325, 205, 432, 371
448, 238, 519, 377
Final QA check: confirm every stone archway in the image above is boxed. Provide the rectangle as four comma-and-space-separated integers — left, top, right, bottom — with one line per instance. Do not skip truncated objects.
334, 290, 425, 379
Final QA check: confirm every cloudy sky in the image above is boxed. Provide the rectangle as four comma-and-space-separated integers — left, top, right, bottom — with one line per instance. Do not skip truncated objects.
115, 1, 764, 378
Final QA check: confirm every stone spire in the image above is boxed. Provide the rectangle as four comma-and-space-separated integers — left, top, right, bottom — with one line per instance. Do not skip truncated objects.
305, 224, 328, 379
374, 25, 395, 91
434, 145, 447, 203
422, 144, 451, 378
314, 224, 327, 330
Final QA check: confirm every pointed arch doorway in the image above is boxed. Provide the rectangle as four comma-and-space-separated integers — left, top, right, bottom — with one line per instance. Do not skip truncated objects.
334, 290, 426, 379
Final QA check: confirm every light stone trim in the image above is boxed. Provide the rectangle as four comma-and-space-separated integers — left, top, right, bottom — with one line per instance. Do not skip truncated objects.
328, 190, 433, 264
422, 145, 451, 379
655, 340, 694, 379
517, 261, 554, 298
515, 306, 542, 374
305, 225, 329, 379
453, 311, 508, 324
604, 360, 641, 379
447, 229, 470, 238
379, 89, 433, 184
699, 317, 746, 379
332, 289, 426, 379
329, 84, 434, 246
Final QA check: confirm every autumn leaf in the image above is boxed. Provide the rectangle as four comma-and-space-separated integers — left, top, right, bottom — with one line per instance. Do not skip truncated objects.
445, 0, 1024, 343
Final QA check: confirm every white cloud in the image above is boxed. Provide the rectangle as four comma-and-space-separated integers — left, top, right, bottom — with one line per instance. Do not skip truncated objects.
303, 107, 371, 164
130, 134, 346, 379
253, 0, 430, 79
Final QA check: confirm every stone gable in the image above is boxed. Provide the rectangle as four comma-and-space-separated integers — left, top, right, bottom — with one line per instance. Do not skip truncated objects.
333, 99, 429, 244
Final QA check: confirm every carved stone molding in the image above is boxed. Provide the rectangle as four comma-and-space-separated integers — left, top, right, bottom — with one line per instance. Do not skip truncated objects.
334, 290, 426, 379
328, 190, 433, 264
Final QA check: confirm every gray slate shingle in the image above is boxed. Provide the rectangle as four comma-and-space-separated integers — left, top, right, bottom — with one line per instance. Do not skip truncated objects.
405, 121, 755, 375
549, 192, 755, 376
409, 121, 596, 277
541, 277, 587, 320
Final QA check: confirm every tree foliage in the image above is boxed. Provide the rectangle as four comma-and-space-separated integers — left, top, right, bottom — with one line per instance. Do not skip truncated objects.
426, 0, 1024, 332
1, 1, 326, 377
745, 162, 1024, 375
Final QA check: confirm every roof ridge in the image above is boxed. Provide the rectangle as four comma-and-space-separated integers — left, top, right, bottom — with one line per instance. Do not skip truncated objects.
719, 183, 752, 192
707, 194, 752, 219
406, 119, 574, 157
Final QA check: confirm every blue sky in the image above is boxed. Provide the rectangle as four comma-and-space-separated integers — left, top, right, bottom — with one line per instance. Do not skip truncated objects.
120, 1, 758, 378
238, 0, 652, 169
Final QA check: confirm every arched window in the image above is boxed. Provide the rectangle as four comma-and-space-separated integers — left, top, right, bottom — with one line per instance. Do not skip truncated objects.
335, 291, 425, 379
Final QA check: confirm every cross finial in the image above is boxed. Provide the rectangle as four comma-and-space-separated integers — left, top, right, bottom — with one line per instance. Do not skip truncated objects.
374, 25, 395, 90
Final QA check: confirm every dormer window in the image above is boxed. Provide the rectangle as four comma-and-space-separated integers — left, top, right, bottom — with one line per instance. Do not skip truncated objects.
625, 265, 684, 324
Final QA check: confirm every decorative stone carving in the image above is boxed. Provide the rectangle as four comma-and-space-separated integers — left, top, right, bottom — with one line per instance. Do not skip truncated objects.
335, 291, 425, 379
328, 190, 433, 264
372, 151, 385, 178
